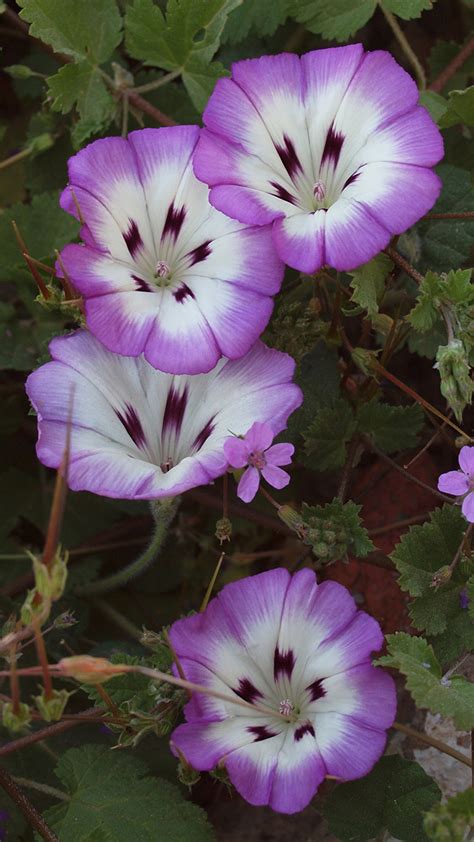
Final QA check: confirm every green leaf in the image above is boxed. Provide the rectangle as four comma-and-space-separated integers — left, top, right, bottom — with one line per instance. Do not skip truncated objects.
390, 505, 473, 638
419, 90, 448, 123
48, 63, 115, 146
424, 788, 474, 842
18, 0, 122, 64
429, 41, 474, 94
288, 0, 376, 40
125, 0, 240, 110
287, 340, 340, 440
418, 165, 474, 272
325, 755, 441, 842
0, 191, 79, 283
223, 0, 290, 43
303, 397, 356, 471
356, 399, 424, 453
379, 633, 474, 729
348, 254, 393, 318
439, 86, 474, 128
383, 0, 434, 18
43, 745, 216, 841
407, 271, 444, 332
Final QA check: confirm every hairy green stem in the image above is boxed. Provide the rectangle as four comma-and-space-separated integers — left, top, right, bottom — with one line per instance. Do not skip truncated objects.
0, 767, 59, 842
378, 2, 426, 88
76, 497, 179, 597
12, 776, 69, 802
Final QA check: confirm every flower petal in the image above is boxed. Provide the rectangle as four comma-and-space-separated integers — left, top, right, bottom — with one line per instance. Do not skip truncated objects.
461, 492, 474, 523
237, 466, 260, 502
459, 445, 474, 476
437, 470, 469, 496
314, 712, 387, 780
309, 663, 396, 730
272, 210, 326, 273
264, 443, 295, 467
246, 421, 274, 451
223, 437, 249, 468
261, 464, 290, 490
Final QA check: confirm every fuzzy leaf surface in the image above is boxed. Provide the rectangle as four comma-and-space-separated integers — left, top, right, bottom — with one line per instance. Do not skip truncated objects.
379, 633, 474, 729
325, 755, 441, 842
43, 744, 216, 841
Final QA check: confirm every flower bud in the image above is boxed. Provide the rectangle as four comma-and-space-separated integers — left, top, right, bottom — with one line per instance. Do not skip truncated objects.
29, 133, 55, 154
20, 589, 48, 626
5, 64, 38, 79
34, 688, 72, 722
215, 517, 232, 545
435, 340, 474, 422
2, 702, 31, 732
277, 505, 307, 538
58, 655, 128, 684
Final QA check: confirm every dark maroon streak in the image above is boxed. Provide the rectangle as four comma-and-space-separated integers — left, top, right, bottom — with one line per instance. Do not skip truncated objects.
321, 124, 344, 167
248, 725, 277, 742
192, 417, 216, 451
173, 283, 195, 303
305, 678, 326, 702
162, 203, 186, 240
275, 134, 302, 179
162, 385, 188, 437
187, 240, 212, 267
269, 181, 297, 205
115, 403, 146, 447
274, 647, 295, 681
132, 273, 152, 292
123, 220, 143, 257
233, 678, 263, 704
294, 722, 315, 741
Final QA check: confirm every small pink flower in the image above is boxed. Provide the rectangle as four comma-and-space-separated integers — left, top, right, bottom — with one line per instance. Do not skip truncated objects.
224, 421, 294, 503
438, 445, 474, 522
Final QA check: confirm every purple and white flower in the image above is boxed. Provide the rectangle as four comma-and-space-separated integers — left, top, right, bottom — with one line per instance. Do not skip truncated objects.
224, 421, 294, 502
170, 567, 396, 814
438, 446, 474, 522
193, 45, 443, 274
58, 126, 284, 374
25, 330, 302, 500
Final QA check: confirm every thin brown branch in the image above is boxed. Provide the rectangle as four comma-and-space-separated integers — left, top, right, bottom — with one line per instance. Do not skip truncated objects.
385, 246, 424, 284
127, 91, 177, 127
363, 436, 452, 503
0, 766, 59, 842
0, 707, 102, 757
424, 211, 474, 221
429, 36, 474, 93
368, 513, 429, 537
393, 721, 472, 768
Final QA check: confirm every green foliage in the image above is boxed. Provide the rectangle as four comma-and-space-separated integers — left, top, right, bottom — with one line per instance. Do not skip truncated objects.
324, 755, 441, 842
0, 191, 79, 283
223, 0, 290, 42
418, 165, 474, 272
303, 398, 356, 471
301, 499, 374, 560
288, 0, 376, 41
18, 0, 122, 143
424, 788, 474, 842
383, 0, 435, 18
287, 340, 340, 440
348, 254, 393, 317
357, 399, 424, 453
419, 90, 449, 123
43, 745, 216, 841
439, 86, 474, 128
379, 633, 474, 729
390, 505, 473, 640
125, 0, 240, 110
407, 269, 474, 333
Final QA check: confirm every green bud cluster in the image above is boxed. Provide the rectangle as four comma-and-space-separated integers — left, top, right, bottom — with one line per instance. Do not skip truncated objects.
302, 516, 349, 562
435, 340, 474, 421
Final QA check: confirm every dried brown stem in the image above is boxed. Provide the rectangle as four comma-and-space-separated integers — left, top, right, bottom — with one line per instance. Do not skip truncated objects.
0, 707, 102, 756
127, 91, 177, 127
385, 246, 424, 284
393, 721, 472, 768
